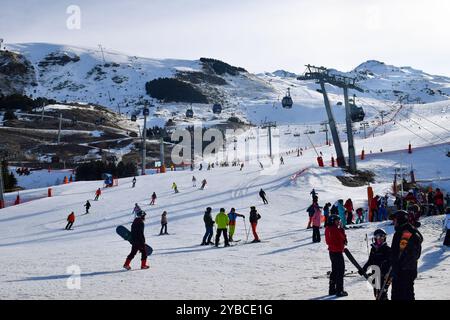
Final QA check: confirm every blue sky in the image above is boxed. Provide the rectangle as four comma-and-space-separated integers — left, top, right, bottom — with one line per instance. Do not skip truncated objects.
1, 0, 450, 75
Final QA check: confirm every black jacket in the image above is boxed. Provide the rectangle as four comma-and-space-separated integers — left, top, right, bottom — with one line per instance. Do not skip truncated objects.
130, 217, 146, 246
363, 243, 392, 275
250, 210, 261, 224
391, 223, 423, 277
259, 190, 266, 197
203, 212, 214, 228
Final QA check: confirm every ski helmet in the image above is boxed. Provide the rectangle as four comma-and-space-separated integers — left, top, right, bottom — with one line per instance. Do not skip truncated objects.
136, 210, 146, 218
390, 210, 409, 226
373, 229, 387, 244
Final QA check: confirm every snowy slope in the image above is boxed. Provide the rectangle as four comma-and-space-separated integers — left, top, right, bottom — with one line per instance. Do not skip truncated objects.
0, 108, 449, 300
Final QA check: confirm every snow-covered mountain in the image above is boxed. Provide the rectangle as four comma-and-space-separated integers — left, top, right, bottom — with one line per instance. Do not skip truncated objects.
2, 43, 450, 127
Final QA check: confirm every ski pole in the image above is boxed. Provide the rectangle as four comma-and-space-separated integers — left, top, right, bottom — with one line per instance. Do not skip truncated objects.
365, 233, 369, 255
243, 217, 248, 242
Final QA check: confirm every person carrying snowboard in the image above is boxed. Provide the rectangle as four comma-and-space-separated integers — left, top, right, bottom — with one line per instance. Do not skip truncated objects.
94, 188, 101, 201
159, 211, 168, 235
200, 179, 207, 190
259, 188, 268, 205
389, 210, 423, 300
150, 192, 157, 205
325, 215, 348, 297
192, 176, 197, 187
84, 200, 91, 214
201, 207, 214, 245
249, 206, 261, 243
132, 176, 136, 188
228, 208, 245, 242
215, 208, 230, 247
172, 182, 179, 194
123, 211, 150, 270
443, 207, 450, 246
65, 212, 75, 230
360, 229, 392, 300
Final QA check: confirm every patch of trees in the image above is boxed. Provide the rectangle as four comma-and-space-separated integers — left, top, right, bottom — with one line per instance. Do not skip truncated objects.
200, 58, 247, 76
75, 161, 137, 181
0, 94, 57, 112
1, 161, 18, 191
145, 78, 208, 103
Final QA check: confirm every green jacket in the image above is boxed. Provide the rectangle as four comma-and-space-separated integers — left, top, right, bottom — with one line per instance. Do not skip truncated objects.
215, 212, 229, 229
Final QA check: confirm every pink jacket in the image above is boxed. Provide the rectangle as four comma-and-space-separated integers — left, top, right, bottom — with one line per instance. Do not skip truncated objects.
312, 207, 322, 227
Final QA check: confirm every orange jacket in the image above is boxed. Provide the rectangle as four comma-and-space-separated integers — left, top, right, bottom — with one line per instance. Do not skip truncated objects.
67, 213, 75, 223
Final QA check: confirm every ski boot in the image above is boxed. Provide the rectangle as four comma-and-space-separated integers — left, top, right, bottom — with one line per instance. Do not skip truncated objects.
336, 291, 348, 297
123, 259, 132, 270
141, 259, 150, 270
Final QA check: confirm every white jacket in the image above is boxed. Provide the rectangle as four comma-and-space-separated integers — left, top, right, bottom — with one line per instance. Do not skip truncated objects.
444, 214, 450, 231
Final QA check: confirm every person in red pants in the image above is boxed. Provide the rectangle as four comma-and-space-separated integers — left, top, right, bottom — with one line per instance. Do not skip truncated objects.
123, 211, 149, 270
249, 206, 261, 243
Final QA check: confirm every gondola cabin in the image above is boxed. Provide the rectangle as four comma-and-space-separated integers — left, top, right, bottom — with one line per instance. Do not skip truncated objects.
186, 108, 194, 118
350, 96, 365, 122
282, 88, 293, 109
212, 103, 222, 114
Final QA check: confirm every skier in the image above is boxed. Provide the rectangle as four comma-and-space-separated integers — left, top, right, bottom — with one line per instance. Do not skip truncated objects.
443, 207, 450, 246
201, 207, 214, 246
259, 188, 268, 205
280, 156, 284, 165
65, 212, 75, 230
94, 188, 101, 201
200, 179, 207, 190
192, 176, 197, 187
434, 188, 444, 214
172, 182, 179, 194
132, 177, 136, 188
215, 208, 230, 247
389, 210, 423, 300
360, 229, 392, 300
84, 200, 91, 214
228, 208, 245, 242
337, 199, 347, 228
311, 202, 322, 243
310, 189, 317, 201
344, 198, 354, 225
150, 192, 157, 205
199, 163, 203, 171
159, 211, 168, 235
133, 203, 143, 216
323, 203, 331, 226
249, 206, 261, 243
325, 215, 348, 297
240, 163, 244, 171
123, 211, 150, 270
259, 162, 264, 170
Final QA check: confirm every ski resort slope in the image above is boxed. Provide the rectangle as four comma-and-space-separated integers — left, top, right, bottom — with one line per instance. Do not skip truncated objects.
0, 137, 449, 300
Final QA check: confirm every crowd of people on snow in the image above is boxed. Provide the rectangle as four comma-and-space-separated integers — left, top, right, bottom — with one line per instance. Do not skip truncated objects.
15, 167, 31, 176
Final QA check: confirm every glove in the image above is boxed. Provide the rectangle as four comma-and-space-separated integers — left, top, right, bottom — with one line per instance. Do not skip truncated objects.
358, 270, 365, 276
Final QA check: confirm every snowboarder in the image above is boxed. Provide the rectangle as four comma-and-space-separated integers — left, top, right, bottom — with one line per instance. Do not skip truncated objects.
259, 188, 268, 205
123, 210, 150, 270
159, 211, 168, 235
389, 210, 423, 300
150, 192, 157, 205
201, 207, 214, 245
200, 179, 207, 190
228, 208, 245, 242
360, 229, 392, 300
65, 212, 75, 230
325, 215, 348, 297
249, 206, 261, 243
443, 207, 450, 246
84, 200, 91, 214
133, 203, 143, 216
172, 182, 179, 194
215, 208, 230, 247
192, 176, 197, 187
311, 202, 322, 243
132, 177, 136, 188
94, 188, 101, 201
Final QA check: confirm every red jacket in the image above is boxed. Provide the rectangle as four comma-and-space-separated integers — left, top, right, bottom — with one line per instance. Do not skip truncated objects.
370, 198, 378, 210
96, 189, 101, 196
344, 200, 353, 212
325, 225, 347, 253
434, 192, 444, 206
67, 213, 75, 223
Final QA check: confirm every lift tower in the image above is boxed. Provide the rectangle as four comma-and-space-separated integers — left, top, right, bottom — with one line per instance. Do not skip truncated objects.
297, 65, 363, 173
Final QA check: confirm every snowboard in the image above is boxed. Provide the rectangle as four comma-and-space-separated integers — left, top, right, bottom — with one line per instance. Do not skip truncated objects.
116, 225, 153, 256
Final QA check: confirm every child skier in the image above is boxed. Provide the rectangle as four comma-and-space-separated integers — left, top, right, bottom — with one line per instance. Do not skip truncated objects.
325, 215, 348, 297
215, 208, 230, 247
360, 229, 392, 300
344, 198, 354, 225
228, 208, 245, 242
442, 207, 450, 246
172, 182, 179, 194
160, 211, 168, 235
355, 208, 365, 224
201, 207, 214, 245
150, 192, 157, 205
84, 200, 91, 214
94, 188, 102, 201
123, 211, 150, 270
249, 206, 261, 243
65, 212, 75, 230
